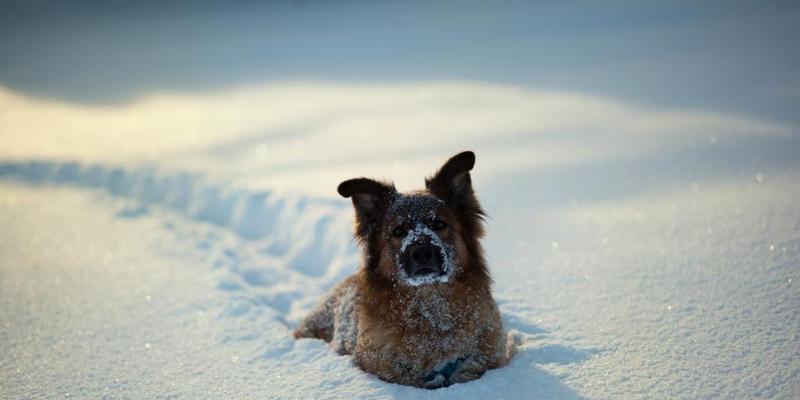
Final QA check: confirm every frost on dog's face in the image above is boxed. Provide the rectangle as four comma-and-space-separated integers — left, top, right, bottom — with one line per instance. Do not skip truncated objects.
338, 151, 487, 287
382, 192, 460, 286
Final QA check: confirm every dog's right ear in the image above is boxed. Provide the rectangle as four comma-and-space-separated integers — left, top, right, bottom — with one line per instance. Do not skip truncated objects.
338, 178, 395, 238
426, 151, 476, 204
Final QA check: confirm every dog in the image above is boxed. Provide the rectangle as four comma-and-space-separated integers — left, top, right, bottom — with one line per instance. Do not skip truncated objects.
293, 151, 509, 388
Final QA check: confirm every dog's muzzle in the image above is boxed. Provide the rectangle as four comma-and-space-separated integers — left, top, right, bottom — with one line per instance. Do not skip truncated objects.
401, 240, 445, 278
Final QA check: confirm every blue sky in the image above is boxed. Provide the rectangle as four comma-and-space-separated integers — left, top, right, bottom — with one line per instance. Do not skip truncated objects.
1, 0, 798, 125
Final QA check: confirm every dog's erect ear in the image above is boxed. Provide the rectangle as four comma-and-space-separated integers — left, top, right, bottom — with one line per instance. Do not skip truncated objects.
426, 151, 476, 202
338, 178, 395, 237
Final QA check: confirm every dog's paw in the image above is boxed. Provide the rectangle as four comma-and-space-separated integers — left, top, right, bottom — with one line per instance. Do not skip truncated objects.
423, 355, 484, 388
446, 357, 485, 384
423, 372, 447, 388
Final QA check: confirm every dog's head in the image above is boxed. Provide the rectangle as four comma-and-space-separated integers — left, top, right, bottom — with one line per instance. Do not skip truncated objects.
338, 151, 487, 287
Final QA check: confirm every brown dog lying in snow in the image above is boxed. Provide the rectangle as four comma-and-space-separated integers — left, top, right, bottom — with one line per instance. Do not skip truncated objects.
293, 151, 509, 388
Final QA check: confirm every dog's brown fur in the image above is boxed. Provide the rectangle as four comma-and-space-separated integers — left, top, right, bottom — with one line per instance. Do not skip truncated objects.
294, 151, 508, 388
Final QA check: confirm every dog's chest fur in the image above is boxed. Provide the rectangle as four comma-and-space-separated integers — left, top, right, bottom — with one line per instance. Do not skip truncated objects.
348, 278, 501, 387
399, 288, 458, 332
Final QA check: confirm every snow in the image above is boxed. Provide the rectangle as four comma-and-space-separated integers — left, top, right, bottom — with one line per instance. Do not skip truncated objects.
1, 81, 799, 399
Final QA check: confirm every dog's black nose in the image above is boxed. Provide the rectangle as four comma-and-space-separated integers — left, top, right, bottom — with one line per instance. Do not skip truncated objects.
405, 242, 444, 277
411, 243, 434, 265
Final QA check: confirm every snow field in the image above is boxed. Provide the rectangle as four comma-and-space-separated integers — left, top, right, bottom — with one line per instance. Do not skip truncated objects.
1, 81, 799, 399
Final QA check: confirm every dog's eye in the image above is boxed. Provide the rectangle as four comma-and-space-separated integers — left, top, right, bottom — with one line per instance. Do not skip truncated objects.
392, 227, 406, 238
432, 219, 447, 231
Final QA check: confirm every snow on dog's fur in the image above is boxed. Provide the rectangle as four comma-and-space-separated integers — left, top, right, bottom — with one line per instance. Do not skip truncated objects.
294, 151, 510, 388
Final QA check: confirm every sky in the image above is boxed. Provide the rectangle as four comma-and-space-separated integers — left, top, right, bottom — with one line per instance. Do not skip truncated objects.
1, 0, 799, 126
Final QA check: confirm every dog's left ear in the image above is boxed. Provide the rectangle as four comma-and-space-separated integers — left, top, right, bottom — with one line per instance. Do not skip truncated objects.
338, 177, 395, 238
426, 151, 476, 203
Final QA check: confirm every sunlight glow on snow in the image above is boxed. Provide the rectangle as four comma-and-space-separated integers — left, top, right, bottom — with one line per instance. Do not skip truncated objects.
0, 82, 790, 194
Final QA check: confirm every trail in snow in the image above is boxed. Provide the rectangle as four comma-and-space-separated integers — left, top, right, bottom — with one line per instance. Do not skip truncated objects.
1, 161, 590, 399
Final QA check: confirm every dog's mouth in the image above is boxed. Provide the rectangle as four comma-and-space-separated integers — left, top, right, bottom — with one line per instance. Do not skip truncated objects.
399, 240, 449, 282
396, 223, 454, 286
406, 241, 445, 275
411, 267, 443, 277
